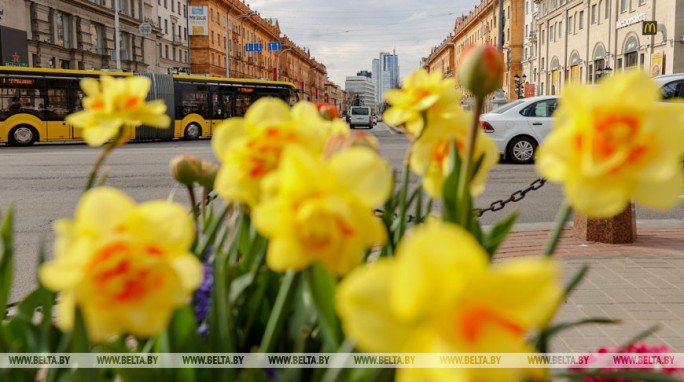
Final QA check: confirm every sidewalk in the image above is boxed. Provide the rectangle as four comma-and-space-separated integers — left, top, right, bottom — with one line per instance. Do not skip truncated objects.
496, 224, 684, 353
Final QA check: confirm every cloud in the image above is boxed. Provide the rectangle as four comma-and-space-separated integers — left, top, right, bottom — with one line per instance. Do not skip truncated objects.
247, 0, 480, 86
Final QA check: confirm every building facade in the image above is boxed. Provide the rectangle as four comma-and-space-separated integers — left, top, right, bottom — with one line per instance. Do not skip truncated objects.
375, 51, 399, 106
424, 35, 455, 79
345, 75, 376, 110
534, 0, 684, 95
0, 0, 196, 72
156, 0, 191, 74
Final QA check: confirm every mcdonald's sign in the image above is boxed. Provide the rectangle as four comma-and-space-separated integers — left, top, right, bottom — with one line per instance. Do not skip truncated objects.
642, 21, 657, 35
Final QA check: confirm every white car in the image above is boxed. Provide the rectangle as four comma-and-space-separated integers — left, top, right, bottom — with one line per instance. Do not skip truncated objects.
653, 73, 684, 100
480, 95, 560, 164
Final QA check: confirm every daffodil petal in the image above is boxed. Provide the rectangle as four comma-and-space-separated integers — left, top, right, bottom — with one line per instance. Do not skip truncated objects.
329, 147, 392, 207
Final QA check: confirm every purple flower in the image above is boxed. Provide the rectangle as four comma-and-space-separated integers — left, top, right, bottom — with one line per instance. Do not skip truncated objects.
193, 251, 214, 338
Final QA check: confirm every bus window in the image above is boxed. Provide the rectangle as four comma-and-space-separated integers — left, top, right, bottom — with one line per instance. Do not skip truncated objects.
0, 88, 46, 119
47, 89, 69, 120
181, 90, 208, 118
235, 94, 256, 117
210, 92, 230, 120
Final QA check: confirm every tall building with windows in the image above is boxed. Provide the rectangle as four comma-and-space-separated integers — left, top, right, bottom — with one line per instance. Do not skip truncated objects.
156, 0, 191, 74
345, 75, 376, 109
374, 51, 399, 104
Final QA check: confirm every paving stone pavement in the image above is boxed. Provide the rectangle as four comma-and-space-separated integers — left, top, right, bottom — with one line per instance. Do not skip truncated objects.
496, 227, 684, 353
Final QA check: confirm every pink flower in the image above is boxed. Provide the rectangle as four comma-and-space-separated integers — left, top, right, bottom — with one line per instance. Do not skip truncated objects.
571, 343, 682, 381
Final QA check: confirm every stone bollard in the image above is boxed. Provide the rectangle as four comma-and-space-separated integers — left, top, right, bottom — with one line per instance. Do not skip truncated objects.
573, 203, 636, 244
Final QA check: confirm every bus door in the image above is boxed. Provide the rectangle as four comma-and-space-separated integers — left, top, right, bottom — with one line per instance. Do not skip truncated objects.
70, 88, 85, 140
210, 92, 231, 134
45, 84, 71, 141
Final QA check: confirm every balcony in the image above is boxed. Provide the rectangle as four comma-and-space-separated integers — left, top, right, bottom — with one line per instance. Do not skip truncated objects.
172, 34, 184, 45
528, 31, 537, 42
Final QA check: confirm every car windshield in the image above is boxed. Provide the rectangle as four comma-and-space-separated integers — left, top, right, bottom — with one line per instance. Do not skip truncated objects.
489, 100, 526, 114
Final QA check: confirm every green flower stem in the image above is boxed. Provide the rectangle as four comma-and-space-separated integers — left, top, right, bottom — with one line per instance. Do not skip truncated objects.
259, 270, 298, 353
84, 127, 125, 192
395, 160, 411, 243
543, 202, 572, 256
456, 96, 484, 225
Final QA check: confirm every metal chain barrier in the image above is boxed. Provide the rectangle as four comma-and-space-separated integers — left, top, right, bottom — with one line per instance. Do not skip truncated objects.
375, 177, 547, 222
474, 177, 546, 217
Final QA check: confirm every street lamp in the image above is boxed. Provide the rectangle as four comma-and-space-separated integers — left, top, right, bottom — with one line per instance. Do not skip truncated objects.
236, 11, 257, 78
275, 47, 293, 81
514, 73, 527, 99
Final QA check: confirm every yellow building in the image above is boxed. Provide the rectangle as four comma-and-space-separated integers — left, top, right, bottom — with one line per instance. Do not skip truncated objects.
188, 0, 331, 102
424, 36, 455, 78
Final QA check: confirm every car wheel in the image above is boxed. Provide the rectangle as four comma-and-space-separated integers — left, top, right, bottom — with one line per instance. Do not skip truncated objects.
9, 125, 37, 146
184, 123, 201, 140
507, 136, 537, 164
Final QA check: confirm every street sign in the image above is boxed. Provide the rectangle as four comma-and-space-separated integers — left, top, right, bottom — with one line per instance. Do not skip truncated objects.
268, 42, 281, 51
139, 22, 152, 37
245, 43, 263, 52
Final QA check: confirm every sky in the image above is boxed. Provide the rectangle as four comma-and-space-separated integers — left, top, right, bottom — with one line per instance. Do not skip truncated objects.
248, 0, 481, 87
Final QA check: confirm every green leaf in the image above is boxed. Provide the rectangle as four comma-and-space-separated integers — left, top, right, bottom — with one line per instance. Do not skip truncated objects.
70, 308, 97, 382
304, 265, 342, 352
260, 271, 299, 353
441, 142, 461, 223
532, 317, 621, 346
564, 264, 590, 299
482, 212, 518, 257
0, 205, 15, 315
168, 306, 202, 353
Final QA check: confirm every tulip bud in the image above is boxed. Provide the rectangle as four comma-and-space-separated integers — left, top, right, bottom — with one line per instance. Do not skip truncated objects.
316, 103, 340, 121
170, 154, 201, 186
457, 44, 504, 99
197, 161, 220, 189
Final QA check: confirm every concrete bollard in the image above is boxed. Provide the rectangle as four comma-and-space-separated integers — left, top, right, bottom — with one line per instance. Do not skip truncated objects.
573, 203, 636, 244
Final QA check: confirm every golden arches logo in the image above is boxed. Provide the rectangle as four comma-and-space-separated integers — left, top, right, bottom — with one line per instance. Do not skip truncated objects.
642, 21, 657, 35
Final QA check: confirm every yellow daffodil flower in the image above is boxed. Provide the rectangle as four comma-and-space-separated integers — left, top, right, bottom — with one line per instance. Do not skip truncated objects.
39, 187, 202, 342
383, 69, 464, 135
536, 70, 684, 217
336, 222, 561, 382
411, 118, 499, 198
253, 145, 391, 275
212, 98, 329, 206
66, 76, 171, 147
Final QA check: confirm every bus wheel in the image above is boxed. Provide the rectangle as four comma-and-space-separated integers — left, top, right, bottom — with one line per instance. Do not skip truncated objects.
184, 123, 202, 140
9, 125, 37, 146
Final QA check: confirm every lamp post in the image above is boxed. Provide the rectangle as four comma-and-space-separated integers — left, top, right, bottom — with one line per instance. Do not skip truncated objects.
236, 11, 257, 78
514, 73, 527, 99
595, 65, 612, 81
275, 47, 293, 81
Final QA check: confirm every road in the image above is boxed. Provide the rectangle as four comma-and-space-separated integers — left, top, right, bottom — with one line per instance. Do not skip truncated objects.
1, 122, 682, 300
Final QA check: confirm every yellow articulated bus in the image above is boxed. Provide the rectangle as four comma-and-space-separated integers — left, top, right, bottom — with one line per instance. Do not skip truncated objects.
0, 66, 298, 146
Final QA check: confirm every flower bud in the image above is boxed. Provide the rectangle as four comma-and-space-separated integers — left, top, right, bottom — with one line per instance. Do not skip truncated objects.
197, 161, 220, 189
316, 103, 340, 121
170, 155, 201, 186
457, 44, 504, 99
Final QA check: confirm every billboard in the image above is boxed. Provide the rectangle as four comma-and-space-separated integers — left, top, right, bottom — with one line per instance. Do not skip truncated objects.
0, 26, 29, 67
188, 6, 208, 36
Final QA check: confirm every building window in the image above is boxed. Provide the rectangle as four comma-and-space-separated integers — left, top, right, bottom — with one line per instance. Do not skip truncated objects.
620, 0, 628, 13
178, 2, 181, 14
56, 12, 72, 49
183, 5, 187, 17
164, 19, 168, 34
639, 0, 646, 4
559, 21, 563, 37
120, 32, 131, 60
164, 0, 167, 9
90, 23, 104, 55
579, 11, 585, 29
171, 0, 174, 12
592, 4, 597, 24
158, 16, 161, 28
568, 16, 573, 33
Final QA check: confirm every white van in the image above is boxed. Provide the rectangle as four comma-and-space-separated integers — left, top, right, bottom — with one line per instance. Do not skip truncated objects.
347, 106, 373, 128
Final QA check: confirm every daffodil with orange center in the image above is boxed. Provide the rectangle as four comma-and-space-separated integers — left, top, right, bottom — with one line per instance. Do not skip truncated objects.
212, 98, 329, 206
383, 69, 464, 135
66, 75, 171, 146
39, 187, 202, 342
411, 117, 499, 198
336, 222, 562, 382
253, 145, 391, 275
536, 70, 684, 217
